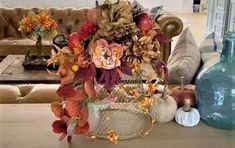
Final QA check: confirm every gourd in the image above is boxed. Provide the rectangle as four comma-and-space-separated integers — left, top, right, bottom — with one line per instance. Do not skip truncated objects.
170, 76, 197, 106
175, 99, 200, 127
150, 94, 177, 123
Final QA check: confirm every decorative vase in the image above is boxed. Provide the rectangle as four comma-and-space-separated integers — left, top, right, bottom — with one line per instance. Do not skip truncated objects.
195, 31, 235, 130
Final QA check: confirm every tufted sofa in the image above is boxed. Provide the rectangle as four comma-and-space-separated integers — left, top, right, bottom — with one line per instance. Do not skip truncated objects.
0, 8, 89, 57
0, 7, 183, 63
0, 84, 62, 103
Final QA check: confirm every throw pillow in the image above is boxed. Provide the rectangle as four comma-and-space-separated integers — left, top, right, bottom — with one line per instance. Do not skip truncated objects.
167, 27, 201, 84
0, 85, 21, 103
199, 32, 223, 53
22, 84, 62, 103
197, 32, 221, 79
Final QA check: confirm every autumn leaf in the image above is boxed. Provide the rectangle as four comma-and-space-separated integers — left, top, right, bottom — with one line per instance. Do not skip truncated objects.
65, 100, 81, 117
74, 122, 89, 135
84, 78, 97, 100
66, 88, 87, 101
75, 63, 96, 82
56, 85, 77, 98
118, 62, 133, 76
78, 107, 89, 127
51, 102, 64, 118
97, 68, 121, 92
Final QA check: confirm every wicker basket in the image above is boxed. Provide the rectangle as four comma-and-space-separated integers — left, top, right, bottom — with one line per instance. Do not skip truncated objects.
89, 74, 153, 140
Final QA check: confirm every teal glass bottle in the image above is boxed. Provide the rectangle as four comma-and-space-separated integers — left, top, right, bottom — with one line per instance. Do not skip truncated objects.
195, 32, 235, 130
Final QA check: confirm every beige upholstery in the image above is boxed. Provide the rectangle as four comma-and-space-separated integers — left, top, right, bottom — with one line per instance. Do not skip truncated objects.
0, 84, 62, 103
0, 85, 21, 103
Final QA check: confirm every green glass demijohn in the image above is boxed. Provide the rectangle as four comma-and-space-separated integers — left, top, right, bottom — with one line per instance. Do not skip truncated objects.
196, 31, 235, 130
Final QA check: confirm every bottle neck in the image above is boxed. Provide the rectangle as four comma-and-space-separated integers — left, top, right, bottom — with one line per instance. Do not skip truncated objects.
221, 32, 235, 63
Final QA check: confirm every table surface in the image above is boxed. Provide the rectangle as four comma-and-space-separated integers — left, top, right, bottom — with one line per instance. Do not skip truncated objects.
0, 55, 59, 84
0, 104, 234, 148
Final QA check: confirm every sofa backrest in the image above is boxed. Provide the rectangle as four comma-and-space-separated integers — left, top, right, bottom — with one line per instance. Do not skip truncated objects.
0, 8, 88, 39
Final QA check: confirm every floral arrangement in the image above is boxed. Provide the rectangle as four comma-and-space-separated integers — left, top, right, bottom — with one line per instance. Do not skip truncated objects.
18, 10, 58, 40
48, 0, 168, 144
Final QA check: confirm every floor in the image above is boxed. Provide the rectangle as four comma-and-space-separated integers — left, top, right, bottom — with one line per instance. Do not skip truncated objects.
171, 12, 208, 49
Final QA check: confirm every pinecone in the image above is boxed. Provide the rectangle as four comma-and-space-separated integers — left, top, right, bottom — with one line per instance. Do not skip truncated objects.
97, 1, 138, 42
123, 35, 161, 64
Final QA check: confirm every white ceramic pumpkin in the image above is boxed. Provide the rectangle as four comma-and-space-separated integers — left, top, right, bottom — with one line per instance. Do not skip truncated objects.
150, 94, 177, 123
175, 99, 200, 127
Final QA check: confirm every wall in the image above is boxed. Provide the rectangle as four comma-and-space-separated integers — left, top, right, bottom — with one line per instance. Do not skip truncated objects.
0, 0, 102, 8
0, 0, 193, 12
134, 0, 193, 12
0, 1, 4, 7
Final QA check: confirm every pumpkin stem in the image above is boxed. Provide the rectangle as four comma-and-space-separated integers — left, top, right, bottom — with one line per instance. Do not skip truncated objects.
183, 99, 191, 112
181, 76, 185, 91
161, 84, 167, 98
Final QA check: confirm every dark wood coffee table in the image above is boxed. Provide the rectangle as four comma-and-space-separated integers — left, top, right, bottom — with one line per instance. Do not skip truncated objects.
0, 55, 60, 84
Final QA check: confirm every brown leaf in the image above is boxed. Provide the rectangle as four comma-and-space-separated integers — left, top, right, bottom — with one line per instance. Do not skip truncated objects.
84, 78, 97, 100
65, 101, 81, 117
66, 88, 87, 101
51, 102, 64, 118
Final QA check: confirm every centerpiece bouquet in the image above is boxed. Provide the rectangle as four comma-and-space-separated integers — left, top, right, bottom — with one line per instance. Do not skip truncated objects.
18, 10, 58, 70
48, 0, 169, 144
18, 10, 58, 56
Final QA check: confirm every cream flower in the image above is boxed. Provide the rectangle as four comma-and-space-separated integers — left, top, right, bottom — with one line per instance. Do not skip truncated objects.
90, 39, 123, 69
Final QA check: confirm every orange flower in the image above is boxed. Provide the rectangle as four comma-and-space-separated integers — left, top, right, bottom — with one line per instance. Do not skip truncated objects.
138, 97, 154, 109
107, 130, 118, 144
49, 19, 58, 29
18, 16, 33, 32
90, 39, 123, 69
130, 89, 140, 97
147, 83, 157, 94
37, 11, 53, 29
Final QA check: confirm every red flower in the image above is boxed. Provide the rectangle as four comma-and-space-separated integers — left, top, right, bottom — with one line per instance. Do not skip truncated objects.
77, 21, 97, 41
154, 30, 170, 44
52, 120, 73, 142
68, 22, 97, 49
52, 120, 67, 134
68, 32, 82, 49
134, 13, 153, 31
153, 60, 168, 82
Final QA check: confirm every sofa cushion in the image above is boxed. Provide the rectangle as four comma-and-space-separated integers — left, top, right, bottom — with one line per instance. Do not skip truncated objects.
167, 27, 200, 84
0, 85, 21, 103
21, 84, 62, 103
